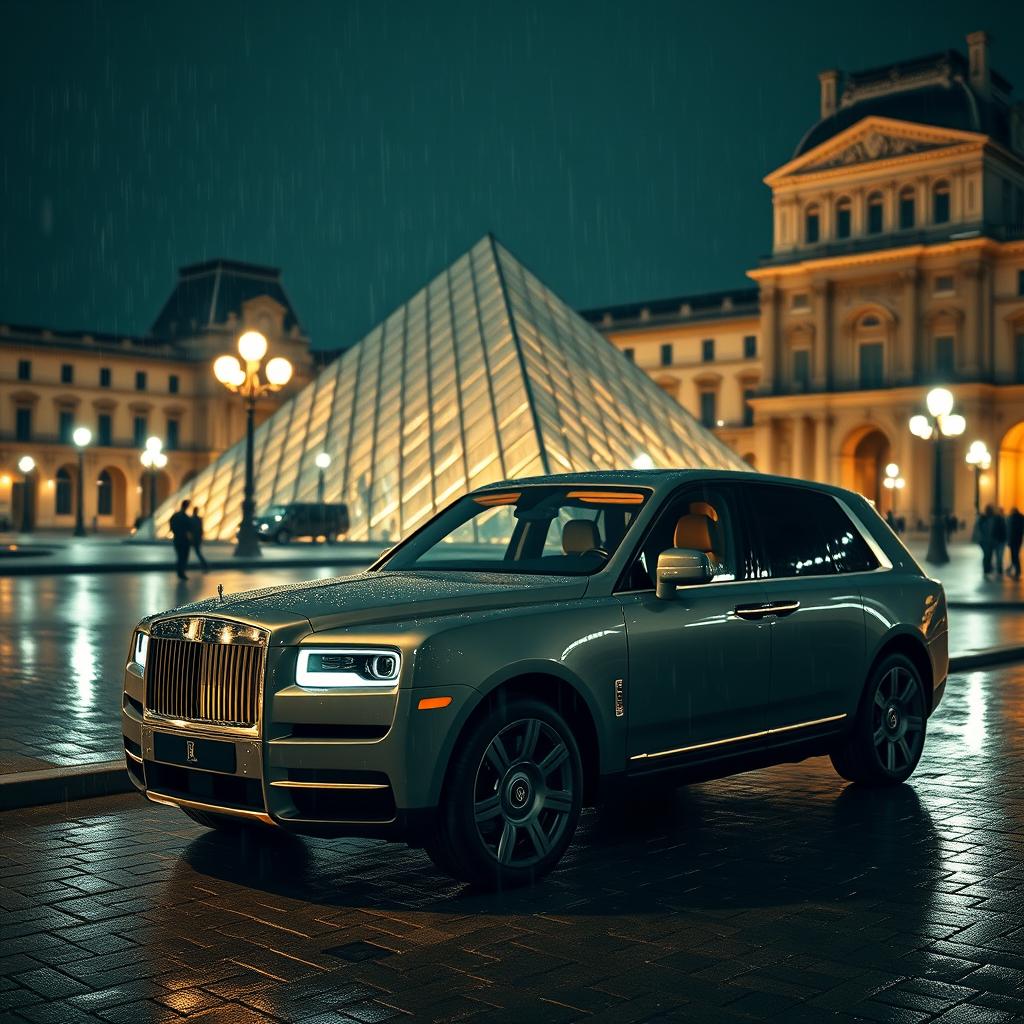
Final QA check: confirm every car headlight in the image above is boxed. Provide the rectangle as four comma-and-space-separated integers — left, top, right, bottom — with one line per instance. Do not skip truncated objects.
296, 648, 401, 689
131, 630, 149, 670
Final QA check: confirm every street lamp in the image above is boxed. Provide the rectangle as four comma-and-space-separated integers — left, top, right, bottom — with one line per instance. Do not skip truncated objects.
140, 436, 167, 520
882, 462, 905, 516
965, 440, 992, 515
214, 330, 293, 557
72, 426, 92, 537
908, 387, 966, 565
17, 455, 35, 534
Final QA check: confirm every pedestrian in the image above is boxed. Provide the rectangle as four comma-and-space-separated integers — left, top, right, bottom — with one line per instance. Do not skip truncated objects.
190, 506, 209, 571
972, 505, 995, 578
993, 506, 1007, 576
1008, 507, 1024, 580
169, 499, 192, 580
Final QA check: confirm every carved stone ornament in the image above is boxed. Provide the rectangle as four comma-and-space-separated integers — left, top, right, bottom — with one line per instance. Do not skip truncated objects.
804, 132, 942, 171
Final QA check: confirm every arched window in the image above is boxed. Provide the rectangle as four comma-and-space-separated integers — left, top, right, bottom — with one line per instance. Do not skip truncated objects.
932, 181, 951, 224
55, 468, 72, 516
97, 469, 112, 516
899, 186, 916, 230
804, 205, 820, 244
835, 197, 852, 239
867, 192, 884, 234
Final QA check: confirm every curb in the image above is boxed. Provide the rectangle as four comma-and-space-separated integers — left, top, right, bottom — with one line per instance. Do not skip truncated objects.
0, 760, 135, 811
948, 645, 1024, 671
0, 556, 372, 578
5, 644, 1024, 811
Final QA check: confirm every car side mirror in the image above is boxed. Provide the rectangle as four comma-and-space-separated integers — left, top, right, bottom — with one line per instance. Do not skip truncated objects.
655, 548, 713, 599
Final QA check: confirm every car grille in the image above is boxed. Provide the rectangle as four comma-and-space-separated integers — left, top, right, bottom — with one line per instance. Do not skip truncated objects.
144, 622, 267, 729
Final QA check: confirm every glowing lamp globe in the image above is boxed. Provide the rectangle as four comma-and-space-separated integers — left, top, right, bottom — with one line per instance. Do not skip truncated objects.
72, 426, 92, 448
214, 354, 243, 385
237, 330, 268, 363
885, 462, 899, 479
145, 435, 163, 453
940, 413, 966, 437
925, 387, 954, 419
265, 356, 293, 387
908, 415, 932, 439
632, 453, 655, 470
315, 452, 331, 470
18, 456, 35, 474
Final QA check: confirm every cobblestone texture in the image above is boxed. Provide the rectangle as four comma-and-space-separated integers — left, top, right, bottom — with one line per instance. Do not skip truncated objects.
2, 664, 1023, 1022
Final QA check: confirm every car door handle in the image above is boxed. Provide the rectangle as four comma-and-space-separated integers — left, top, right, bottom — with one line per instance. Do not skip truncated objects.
734, 601, 801, 620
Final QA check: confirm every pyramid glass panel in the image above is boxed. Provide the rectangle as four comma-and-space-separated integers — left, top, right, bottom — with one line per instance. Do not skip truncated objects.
154, 236, 748, 543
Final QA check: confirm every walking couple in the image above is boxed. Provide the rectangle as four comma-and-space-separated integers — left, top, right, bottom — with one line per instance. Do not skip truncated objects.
168, 499, 209, 580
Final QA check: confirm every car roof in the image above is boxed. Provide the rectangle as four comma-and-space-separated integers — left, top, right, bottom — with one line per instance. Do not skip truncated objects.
476, 468, 866, 505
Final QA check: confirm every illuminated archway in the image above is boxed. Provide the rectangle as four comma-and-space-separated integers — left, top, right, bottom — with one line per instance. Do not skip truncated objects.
998, 422, 1024, 512
97, 465, 128, 527
840, 424, 892, 507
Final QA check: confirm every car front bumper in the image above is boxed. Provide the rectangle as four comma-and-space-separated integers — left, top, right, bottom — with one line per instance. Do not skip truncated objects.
121, 656, 476, 841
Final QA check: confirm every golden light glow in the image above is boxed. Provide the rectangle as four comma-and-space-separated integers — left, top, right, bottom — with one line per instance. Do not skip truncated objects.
237, 330, 268, 363
17, 456, 35, 474
264, 356, 293, 387
417, 696, 453, 710
473, 492, 522, 506
926, 387, 954, 419
72, 426, 92, 448
314, 452, 331, 470
213, 354, 243, 385
566, 490, 646, 504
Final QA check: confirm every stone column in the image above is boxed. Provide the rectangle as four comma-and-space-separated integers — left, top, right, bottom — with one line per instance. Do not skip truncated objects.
759, 283, 779, 393
901, 268, 921, 384
812, 280, 832, 392
814, 414, 832, 484
789, 415, 805, 479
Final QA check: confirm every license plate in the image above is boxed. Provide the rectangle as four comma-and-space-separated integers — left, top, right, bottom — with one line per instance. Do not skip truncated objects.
153, 732, 236, 774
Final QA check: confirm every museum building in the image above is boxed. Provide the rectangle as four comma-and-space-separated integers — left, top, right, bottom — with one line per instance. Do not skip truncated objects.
585, 32, 1024, 526
0, 260, 314, 530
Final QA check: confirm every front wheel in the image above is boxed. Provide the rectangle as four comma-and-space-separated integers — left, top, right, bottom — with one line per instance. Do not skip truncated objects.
427, 698, 583, 888
830, 653, 927, 785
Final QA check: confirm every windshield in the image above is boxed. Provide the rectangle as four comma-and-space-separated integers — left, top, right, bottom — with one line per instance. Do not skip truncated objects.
381, 485, 651, 576
259, 505, 289, 518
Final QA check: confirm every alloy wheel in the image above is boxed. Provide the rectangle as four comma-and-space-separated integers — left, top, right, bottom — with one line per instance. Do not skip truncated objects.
473, 717, 575, 869
871, 666, 924, 773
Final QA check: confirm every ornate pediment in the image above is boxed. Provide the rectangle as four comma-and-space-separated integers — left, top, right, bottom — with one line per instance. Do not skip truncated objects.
798, 131, 945, 172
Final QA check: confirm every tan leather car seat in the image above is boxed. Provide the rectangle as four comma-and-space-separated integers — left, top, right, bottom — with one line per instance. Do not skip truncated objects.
673, 513, 719, 570
562, 519, 601, 555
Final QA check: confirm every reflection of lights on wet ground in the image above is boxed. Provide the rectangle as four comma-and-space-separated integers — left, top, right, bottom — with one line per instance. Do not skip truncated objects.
962, 671, 988, 753
71, 624, 96, 712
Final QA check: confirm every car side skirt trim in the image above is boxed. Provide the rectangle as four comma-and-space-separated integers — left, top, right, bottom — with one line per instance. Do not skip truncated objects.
629, 713, 848, 761
267, 781, 389, 790
145, 790, 276, 827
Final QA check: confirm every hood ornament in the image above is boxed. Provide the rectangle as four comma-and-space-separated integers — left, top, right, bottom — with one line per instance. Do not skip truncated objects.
217, 584, 224, 603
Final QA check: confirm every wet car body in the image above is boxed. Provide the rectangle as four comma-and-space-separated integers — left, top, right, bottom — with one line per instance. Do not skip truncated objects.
122, 469, 948, 884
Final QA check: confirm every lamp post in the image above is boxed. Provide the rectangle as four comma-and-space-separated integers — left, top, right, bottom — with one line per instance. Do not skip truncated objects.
214, 330, 293, 557
908, 387, 966, 566
17, 455, 35, 534
882, 462, 905, 517
72, 427, 92, 537
140, 437, 167, 520
965, 440, 991, 515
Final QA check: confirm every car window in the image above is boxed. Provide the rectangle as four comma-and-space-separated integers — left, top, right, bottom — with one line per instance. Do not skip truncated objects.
382, 485, 650, 576
621, 483, 751, 590
743, 483, 879, 578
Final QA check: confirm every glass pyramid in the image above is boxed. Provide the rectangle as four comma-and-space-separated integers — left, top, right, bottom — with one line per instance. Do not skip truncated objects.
155, 235, 748, 543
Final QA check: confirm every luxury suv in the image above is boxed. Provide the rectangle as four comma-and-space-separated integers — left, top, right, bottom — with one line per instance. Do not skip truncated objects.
254, 502, 350, 543
122, 470, 948, 887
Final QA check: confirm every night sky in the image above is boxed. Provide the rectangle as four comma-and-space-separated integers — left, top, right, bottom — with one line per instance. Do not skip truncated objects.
3, 1, 1023, 351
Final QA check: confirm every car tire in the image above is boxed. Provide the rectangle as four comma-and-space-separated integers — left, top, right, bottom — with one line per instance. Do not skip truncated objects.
274, 528, 291, 544
180, 807, 256, 832
830, 653, 927, 786
426, 697, 583, 889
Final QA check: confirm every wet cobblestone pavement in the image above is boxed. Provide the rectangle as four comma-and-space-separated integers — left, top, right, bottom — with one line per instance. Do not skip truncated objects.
2, 663, 1024, 1022
1, 566, 1023, 772
0, 569, 339, 771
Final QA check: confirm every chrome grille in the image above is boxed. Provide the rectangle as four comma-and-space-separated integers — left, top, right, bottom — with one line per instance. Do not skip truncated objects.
144, 618, 267, 730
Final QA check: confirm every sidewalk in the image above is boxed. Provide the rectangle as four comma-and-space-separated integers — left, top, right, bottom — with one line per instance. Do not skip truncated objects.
903, 538, 1024, 608
0, 532, 384, 576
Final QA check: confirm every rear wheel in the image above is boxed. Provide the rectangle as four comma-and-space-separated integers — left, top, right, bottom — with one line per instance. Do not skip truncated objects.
427, 698, 582, 888
830, 653, 927, 785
